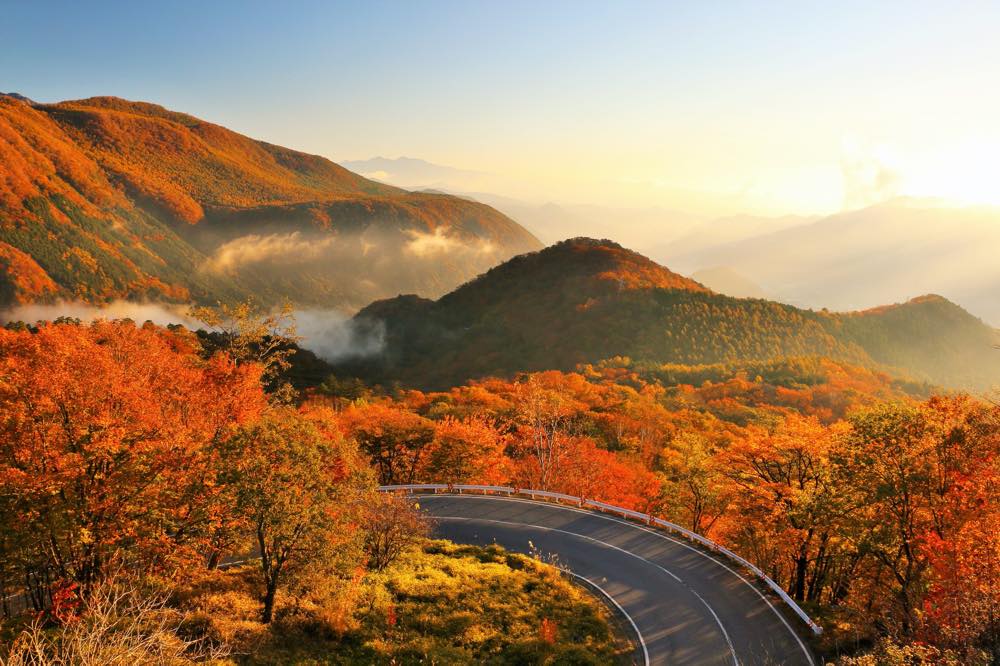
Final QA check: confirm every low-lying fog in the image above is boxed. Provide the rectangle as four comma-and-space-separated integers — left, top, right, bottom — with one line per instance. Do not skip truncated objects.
0, 301, 384, 362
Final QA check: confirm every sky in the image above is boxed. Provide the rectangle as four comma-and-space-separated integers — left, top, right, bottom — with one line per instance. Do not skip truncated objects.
3, 0, 999, 216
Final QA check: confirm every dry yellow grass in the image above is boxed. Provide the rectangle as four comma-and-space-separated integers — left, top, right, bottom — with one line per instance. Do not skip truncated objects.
175, 539, 633, 664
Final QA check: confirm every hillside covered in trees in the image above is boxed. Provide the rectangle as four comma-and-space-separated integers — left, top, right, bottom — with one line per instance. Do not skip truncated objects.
339, 238, 1000, 390
0, 94, 540, 309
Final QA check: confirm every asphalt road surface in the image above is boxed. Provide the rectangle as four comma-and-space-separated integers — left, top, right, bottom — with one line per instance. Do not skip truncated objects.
419, 494, 815, 666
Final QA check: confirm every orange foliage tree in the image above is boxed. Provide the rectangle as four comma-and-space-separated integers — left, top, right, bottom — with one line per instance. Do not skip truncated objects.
506, 374, 593, 491
337, 402, 436, 485
720, 414, 850, 603
923, 511, 1000, 655
418, 415, 510, 485
0, 321, 266, 608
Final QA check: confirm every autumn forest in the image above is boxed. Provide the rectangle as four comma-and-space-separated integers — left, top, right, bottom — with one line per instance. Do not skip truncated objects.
2, 94, 1000, 662
1, 296, 998, 663
4, 6, 1000, 663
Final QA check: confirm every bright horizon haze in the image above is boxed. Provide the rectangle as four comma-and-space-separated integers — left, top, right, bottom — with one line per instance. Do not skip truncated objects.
3, 0, 999, 216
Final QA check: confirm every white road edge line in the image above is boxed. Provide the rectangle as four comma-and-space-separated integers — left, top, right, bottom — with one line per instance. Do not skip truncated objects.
424, 494, 816, 666
565, 570, 650, 666
437, 515, 739, 666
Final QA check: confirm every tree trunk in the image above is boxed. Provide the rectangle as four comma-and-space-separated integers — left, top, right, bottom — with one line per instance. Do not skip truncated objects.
793, 552, 808, 602
262, 580, 277, 624
899, 582, 913, 637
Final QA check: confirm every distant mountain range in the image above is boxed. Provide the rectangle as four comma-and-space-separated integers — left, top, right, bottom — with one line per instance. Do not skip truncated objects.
340, 157, 1000, 327
335, 238, 1000, 391
338, 156, 494, 194
664, 198, 1000, 325
468, 195, 708, 249
689, 266, 768, 299
336, 156, 709, 248
650, 213, 817, 260
0, 95, 539, 309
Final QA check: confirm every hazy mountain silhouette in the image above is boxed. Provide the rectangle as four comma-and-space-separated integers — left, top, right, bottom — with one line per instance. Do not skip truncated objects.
669, 198, 1000, 324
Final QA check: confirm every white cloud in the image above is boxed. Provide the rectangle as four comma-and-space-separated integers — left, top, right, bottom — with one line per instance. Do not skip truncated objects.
404, 226, 497, 258
205, 232, 336, 273
294, 309, 385, 361
841, 136, 902, 210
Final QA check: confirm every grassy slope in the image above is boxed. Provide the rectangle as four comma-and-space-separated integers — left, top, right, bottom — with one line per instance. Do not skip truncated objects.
177, 540, 632, 665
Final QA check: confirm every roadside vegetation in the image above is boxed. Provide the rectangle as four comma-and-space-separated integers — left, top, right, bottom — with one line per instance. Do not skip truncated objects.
1, 541, 626, 665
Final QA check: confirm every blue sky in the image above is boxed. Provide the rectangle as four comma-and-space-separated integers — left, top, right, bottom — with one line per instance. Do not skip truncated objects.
3, 0, 999, 214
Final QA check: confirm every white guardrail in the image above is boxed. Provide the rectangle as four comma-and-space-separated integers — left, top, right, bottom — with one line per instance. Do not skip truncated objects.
379, 483, 823, 636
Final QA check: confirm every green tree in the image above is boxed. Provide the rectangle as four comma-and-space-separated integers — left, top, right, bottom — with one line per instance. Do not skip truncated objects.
220, 409, 373, 623
189, 299, 300, 399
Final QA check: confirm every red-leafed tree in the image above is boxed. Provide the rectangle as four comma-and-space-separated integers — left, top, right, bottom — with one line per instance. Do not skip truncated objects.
337, 402, 436, 485
419, 415, 510, 485
0, 320, 266, 607
836, 396, 999, 638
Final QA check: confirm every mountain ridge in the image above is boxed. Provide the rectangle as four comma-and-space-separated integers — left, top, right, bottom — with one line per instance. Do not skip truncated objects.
0, 95, 541, 308
337, 238, 1000, 391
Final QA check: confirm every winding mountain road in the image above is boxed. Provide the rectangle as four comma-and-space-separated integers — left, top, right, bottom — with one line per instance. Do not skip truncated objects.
418, 494, 815, 666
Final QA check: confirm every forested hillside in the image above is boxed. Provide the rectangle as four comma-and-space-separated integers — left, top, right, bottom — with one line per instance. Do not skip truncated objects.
339, 238, 1000, 390
0, 94, 540, 308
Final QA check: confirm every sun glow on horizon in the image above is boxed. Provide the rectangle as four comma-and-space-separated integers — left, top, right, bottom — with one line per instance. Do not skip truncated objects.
898, 139, 1000, 209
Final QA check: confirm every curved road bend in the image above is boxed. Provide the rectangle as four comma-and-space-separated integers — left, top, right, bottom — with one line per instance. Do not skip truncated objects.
418, 494, 815, 666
